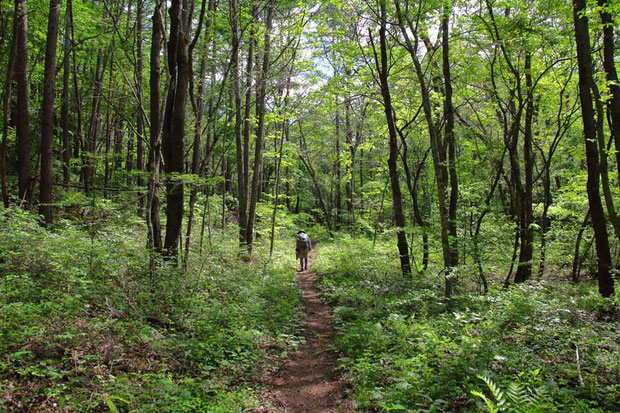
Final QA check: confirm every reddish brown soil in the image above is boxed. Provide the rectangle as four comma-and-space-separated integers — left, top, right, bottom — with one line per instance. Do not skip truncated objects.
258, 251, 354, 412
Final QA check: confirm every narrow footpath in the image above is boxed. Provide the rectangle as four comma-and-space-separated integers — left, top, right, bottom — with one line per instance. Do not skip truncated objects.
258, 250, 353, 412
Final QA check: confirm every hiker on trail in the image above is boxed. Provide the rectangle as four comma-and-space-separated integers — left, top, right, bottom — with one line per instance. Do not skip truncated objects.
296, 230, 312, 271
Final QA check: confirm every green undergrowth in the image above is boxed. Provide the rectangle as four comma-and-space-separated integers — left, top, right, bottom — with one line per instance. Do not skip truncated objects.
0, 205, 305, 412
313, 235, 620, 412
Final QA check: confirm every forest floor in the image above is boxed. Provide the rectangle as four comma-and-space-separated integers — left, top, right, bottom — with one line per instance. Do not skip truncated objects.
258, 249, 354, 412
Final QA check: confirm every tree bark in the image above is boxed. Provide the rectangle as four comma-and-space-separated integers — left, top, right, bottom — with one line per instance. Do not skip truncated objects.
136, 0, 145, 214
394, 0, 451, 290
442, 8, 459, 275
15, 0, 31, 203
597, 0, 620, 188
514, 53, 534, 283
163, 0, 190, 259
61, 0, 72, 186
572, 0, 614, 297
147, 0, 164, 253
335, 101, 342, 225
1, 23, 16, 208
372, 0, 411, 277
184, 57, 207, 264
246, 0, 275, 252
84, 50, 107, 194
39, 0, 62, 225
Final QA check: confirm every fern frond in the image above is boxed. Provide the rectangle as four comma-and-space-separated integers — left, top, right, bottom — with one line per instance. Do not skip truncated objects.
529, 384, 551, 407
470, 390, 499, 413
477, 374, 505, 406
506, 382, 526, 406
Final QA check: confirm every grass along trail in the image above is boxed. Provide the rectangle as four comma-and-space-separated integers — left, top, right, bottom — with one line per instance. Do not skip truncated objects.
258, 249, 354, 412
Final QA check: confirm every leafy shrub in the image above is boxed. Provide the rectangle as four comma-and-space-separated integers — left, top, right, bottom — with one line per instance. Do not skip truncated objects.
315, 235, 620, 412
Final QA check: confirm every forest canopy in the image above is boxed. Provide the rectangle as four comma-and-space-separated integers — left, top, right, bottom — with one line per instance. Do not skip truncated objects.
0, 0, 618, 411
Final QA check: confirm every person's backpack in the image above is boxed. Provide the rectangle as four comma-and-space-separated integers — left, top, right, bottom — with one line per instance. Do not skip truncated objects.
297, 233, 308, 249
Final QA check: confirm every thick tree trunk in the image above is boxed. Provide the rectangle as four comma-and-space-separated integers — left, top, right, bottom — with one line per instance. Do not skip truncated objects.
15, 0, 31, 203
163, 0, 190, 259
39, 0, 62, 225
572, 0, 614, 297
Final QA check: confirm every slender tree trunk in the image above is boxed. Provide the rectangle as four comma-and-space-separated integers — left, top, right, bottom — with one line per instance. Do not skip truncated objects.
147, 0, 164, 253
443, 8, 459, 274
591, 81, 620, 242
515, 53, 534, 283
39, 0, 62, 225
373, 1, 411, 277
297, 122, 333, 229
572, 0, 614, 297
136, 0, 145, 214
238, 4, 257, 247
1, 25, 16, 208
246, 0, 274, 252
15, 0, 31, 203
231, 0, 246, 246
572, 209, 591, 282
61, 0, 72, 186
538, 161, 551, 278
84, 50, 106, 194
70, 9, 84, 183
394, 0, 452, 292
184, 58, 207, 264
597, 0, 620, 188
335, 102, 342, 225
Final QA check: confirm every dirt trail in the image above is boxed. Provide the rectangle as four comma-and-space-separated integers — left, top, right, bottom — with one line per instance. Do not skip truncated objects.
258, 251, 353, 412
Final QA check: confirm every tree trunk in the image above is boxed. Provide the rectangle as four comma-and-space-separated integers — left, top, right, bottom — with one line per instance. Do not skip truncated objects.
246, 0, 274, 252
514, 53, 534, 283
373, 0, 411, 277
163, 0, 190, 259
394, 0, 452, 292
39, 0, 61, 225
597, 0, 620, 188
443, 9, 459, 274
1, 24, 16, 208
571, 209, 591, 283
147, 0, 164, 253
61, 0, 72, 186
84, 50, 107, 194
184, 58, 207, 264
231, 0, 246, 246
136, 0, 145, 214
572, 0, 614, 297
15, 0, 31, 203
335, 101, 342, 224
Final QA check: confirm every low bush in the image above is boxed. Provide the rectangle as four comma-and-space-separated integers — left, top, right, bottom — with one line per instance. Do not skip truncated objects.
314, 235, 620, 412
0, 205, 304, 411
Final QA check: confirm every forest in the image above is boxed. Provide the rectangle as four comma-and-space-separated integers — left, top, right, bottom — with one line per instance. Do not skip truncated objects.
0, 0, 619, 411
